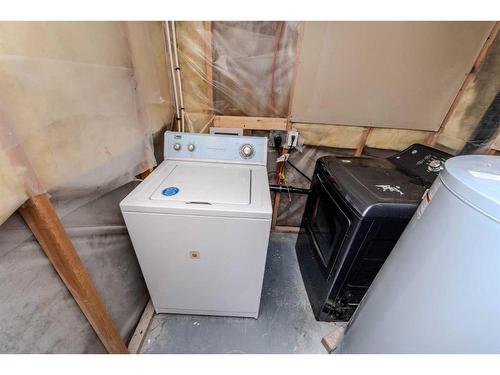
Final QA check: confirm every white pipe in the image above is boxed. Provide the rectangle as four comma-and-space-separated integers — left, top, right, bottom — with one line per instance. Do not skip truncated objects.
164, 21, 181, 131
170, 21, 186, 132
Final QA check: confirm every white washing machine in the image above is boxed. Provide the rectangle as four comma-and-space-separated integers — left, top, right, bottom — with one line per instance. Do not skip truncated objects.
120, 131, 272, 318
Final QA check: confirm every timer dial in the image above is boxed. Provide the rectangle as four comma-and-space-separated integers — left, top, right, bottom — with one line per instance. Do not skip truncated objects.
240, 144, 255, 159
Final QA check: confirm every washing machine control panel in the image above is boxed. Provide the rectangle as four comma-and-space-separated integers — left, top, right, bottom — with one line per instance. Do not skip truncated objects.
164, 131, 268, 166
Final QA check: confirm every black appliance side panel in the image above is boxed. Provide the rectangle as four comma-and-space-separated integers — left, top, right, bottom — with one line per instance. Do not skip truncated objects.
295, 166, 363, 320
319, 217, 411, 322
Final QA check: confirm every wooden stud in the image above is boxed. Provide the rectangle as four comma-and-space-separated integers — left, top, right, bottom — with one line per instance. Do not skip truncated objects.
426, 22, 499, 147
214, 115, 287, 131
286, 22, 305, 122
272, 22, 305, 229
19, 194, 128, 354
1, 115, 127, 354
136, 168, 154, 180
271, 192, 282, 229
202, 21, 214, 115
128, 299, 155, 354
354, 128, 371, 156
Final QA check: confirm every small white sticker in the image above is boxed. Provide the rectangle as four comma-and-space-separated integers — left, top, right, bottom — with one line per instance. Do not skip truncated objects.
375, 184, 404, 196
415, 179, 442, 219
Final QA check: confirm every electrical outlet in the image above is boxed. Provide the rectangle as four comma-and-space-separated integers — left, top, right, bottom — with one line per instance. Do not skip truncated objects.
269, 130, 286, 148
286, 129, 299, 148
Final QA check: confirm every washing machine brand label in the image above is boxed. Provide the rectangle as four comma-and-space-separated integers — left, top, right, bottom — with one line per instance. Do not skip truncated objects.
162, 186, 179, 196
375, 184, 404, 196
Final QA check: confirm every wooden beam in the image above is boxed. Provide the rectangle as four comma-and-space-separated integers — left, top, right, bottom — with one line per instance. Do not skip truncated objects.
202, 21, 214, 115
19, 194, 128, 354
271, 192, 282, 229
354, 128, 371, 156
128, 299, 155, 354
286, 22, 305, 121
426, 22, 499, 147
136, 168, 154, 180
272, 22, 306, 229
213, 115, 287, 130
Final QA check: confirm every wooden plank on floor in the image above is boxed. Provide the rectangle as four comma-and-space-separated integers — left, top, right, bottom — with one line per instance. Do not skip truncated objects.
273, 225, 302, 233
19, 194, 128, 354
321, 325, 346, 354
128, 299, 155, 354
213, 115, 287, 130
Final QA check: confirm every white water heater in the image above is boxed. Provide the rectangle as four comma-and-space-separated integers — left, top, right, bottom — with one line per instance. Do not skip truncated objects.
339, 155, 500, 354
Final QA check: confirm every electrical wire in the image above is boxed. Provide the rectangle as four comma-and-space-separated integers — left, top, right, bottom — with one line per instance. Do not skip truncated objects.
286, 159, 312, 182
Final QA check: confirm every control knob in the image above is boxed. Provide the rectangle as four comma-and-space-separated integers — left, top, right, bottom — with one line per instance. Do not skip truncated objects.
173, 142, 182, 151
427, 159, 443, 172
187, 144, 195, 152
240, 144, 255, 158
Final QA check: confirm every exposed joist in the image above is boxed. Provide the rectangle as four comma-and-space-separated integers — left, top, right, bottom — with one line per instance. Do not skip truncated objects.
213, 115, 287, 130
19, 194, 128, 354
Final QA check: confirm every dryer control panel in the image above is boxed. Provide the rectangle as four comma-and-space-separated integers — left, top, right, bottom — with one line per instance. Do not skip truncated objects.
388, 144, 452, 187
164, 131, 268, 166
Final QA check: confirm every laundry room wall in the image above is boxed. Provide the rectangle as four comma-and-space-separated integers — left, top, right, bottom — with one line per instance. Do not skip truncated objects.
0, 21, 498, 353
0, 21, 174, 226
0, 21, 174, 352
175, 21, 499, 226
174, 21, 301, 132
176, 21, 499, 153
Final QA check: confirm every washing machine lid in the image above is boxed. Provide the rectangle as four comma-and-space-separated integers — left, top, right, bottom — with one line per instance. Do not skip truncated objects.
150, 163, 250, 205
120, 160, 272, 219
441, 155, 500, 220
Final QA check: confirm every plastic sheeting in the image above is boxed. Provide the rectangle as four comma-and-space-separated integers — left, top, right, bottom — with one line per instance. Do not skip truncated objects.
0, 181, 148, 353
176, 21, 300, 132
173, 20, 499, 226
0, 22, 173, 225
176, 21, 498, 155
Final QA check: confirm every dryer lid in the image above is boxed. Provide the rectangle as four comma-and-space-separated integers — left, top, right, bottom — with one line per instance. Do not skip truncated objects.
441, 155, 500, 221
150, 163, 251, 205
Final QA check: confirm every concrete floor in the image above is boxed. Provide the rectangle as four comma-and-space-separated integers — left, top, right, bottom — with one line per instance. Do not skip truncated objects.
140, 232, 340, 354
